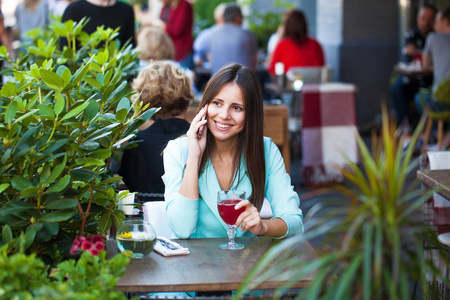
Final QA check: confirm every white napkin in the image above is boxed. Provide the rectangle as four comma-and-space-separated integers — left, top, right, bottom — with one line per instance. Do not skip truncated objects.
154, 236, 189, 257
427, 151, 450, 207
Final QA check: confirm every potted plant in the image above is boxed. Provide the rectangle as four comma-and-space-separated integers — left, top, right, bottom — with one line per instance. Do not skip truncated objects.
0, 18, 157, 265
236, 105, 448, 299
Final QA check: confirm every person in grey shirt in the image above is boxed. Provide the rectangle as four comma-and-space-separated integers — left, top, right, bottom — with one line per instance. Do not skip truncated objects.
14, 0, 50, 44
414, 7, 450, 147
422, 7, 450, 93
205, 4, 258, 75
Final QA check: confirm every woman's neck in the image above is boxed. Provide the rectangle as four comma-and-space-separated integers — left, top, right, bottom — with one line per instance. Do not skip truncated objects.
212, 137, 239, 160
86, 0, 116, 7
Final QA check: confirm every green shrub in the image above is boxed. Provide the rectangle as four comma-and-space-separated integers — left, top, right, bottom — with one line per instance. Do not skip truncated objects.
0, 18, 157, 265
0, 244, 130, 299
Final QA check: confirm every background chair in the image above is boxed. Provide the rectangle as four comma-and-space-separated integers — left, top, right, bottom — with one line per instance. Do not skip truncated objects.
421, 78, 450, 154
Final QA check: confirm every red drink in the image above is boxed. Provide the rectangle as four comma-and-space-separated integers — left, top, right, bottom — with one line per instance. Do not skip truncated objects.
218, 199, 245, 226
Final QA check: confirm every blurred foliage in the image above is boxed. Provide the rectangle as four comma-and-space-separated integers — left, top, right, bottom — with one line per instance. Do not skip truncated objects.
0, 18, 157, 265
193, 0, 233, 36
237, 105, 449, 299
243, 0, 294, 50
0, 243, 131, 299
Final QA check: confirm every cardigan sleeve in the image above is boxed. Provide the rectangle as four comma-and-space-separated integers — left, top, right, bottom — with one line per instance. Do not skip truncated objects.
264, 138, 304, 238
162, 138, 199, 238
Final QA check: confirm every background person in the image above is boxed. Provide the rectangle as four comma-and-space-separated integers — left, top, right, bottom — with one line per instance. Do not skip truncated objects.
204, 4, 258, 75
193, 2, 227, 69
135, 26, 197, 93
414, 6, 450, 148
136, 0, 194, 69
391, 4, 437, 130
14, 0, 50, 44
0, 2, 15, 85
61, 0, 136, 48
268, 8, 325, 75
119, 61, 192, 194
163, 63, 303, 239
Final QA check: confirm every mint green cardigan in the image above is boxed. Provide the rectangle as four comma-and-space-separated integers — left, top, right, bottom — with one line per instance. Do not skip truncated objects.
162, 137, 304, 239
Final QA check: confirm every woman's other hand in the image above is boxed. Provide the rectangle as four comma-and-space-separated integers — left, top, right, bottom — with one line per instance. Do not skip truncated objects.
235, 200, 266, 236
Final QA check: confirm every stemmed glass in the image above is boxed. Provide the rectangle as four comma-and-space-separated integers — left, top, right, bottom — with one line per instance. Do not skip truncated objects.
217, 190, 246, 250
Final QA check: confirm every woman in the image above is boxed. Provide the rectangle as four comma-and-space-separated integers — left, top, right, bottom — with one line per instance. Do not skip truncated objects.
119, 61, 192, 194
163, 63, 303, 239
136, 0, 194, 69
14, 0, 49, 44
268, 9, 325, 75
62, 0, 135, 48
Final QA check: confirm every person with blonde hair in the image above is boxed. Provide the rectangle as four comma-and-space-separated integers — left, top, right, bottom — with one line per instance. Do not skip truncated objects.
119, 61, 193, 194
136, 26, 175, 65
136, 26, 197, 93
14, 0, 50, 43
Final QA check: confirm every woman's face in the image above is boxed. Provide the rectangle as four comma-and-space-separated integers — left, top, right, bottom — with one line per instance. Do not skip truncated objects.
207, 83, 246, 143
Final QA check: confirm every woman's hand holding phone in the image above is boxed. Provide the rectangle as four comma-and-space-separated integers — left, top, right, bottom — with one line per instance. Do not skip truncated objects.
197, 104, 208, 140
186, 104, 208, 159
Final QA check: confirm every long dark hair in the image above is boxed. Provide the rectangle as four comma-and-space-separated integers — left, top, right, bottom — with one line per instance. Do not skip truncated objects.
197, 63, 265, 210
281, 9, 308, 45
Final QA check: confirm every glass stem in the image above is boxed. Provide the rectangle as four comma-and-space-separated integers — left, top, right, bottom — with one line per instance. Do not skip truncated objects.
227, 226, 236, 246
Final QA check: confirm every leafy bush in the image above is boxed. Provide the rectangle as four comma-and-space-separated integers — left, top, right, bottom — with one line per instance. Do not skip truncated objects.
236, 106, 449, 299
0, 244, 130, 299
0, 18, 157, 265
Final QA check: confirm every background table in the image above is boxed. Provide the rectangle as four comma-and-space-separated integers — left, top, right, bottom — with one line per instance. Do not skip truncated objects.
107, 237, 318, 293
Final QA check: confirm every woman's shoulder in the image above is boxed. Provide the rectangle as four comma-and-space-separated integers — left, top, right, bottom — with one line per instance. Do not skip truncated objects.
166, 135, 189, 152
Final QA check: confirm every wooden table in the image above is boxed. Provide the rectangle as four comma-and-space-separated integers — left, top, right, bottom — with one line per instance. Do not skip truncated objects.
107, 237, 318, 293
187, 104, 291, 173
417, 169, 450, 199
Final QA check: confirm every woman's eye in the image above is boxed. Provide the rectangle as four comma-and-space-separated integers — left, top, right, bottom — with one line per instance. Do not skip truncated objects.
212, 101, 221, 106
234, 106, 243, 111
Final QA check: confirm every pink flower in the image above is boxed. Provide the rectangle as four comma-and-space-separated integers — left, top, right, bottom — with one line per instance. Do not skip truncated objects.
70, 234, 104, 257
92, 241, 105, 252
69, 243, 80, 255
81, 240, 93, 251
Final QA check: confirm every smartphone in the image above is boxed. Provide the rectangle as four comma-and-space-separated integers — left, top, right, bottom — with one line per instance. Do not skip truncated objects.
197, 104, 207, 139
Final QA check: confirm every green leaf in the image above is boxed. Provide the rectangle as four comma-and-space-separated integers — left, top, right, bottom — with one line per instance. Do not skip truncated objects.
61, 102, 90, 120
89, 149, 111, 160
72, 55, 94, 85
13, 109, 38, 124
79, 140, 100, 151
40, 210, 76, 222
40, 69, 64, 91
42, 138, 70, 155
38, 104, 56, 118
43, 222, 59, 235
116, 97, 131, 113
45, 155, 67, 185
46, 174, 71, 193
0, 183, 9, 193
116, 108, 128, 122
23, 226, 37, 250
85, 77, 102, 89
2, 224, 13, 243
54, 92, 65, 115
84, 100, 99, 123
70, 168, 97, 181
11, 176, 33, 190
1, 82, 16, 97
5, 101, 18, 123
45, 197, 78, 209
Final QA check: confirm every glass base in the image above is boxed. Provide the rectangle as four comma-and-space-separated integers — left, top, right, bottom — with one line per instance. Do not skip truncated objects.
219, 242, 245, 250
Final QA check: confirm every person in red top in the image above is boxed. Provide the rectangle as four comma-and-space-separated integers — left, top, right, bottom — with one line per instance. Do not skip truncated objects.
135, 0, 194, 69
269, 9, 325, 75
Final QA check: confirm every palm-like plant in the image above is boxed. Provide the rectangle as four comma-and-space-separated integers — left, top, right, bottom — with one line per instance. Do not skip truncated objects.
236, 105, 448, 299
